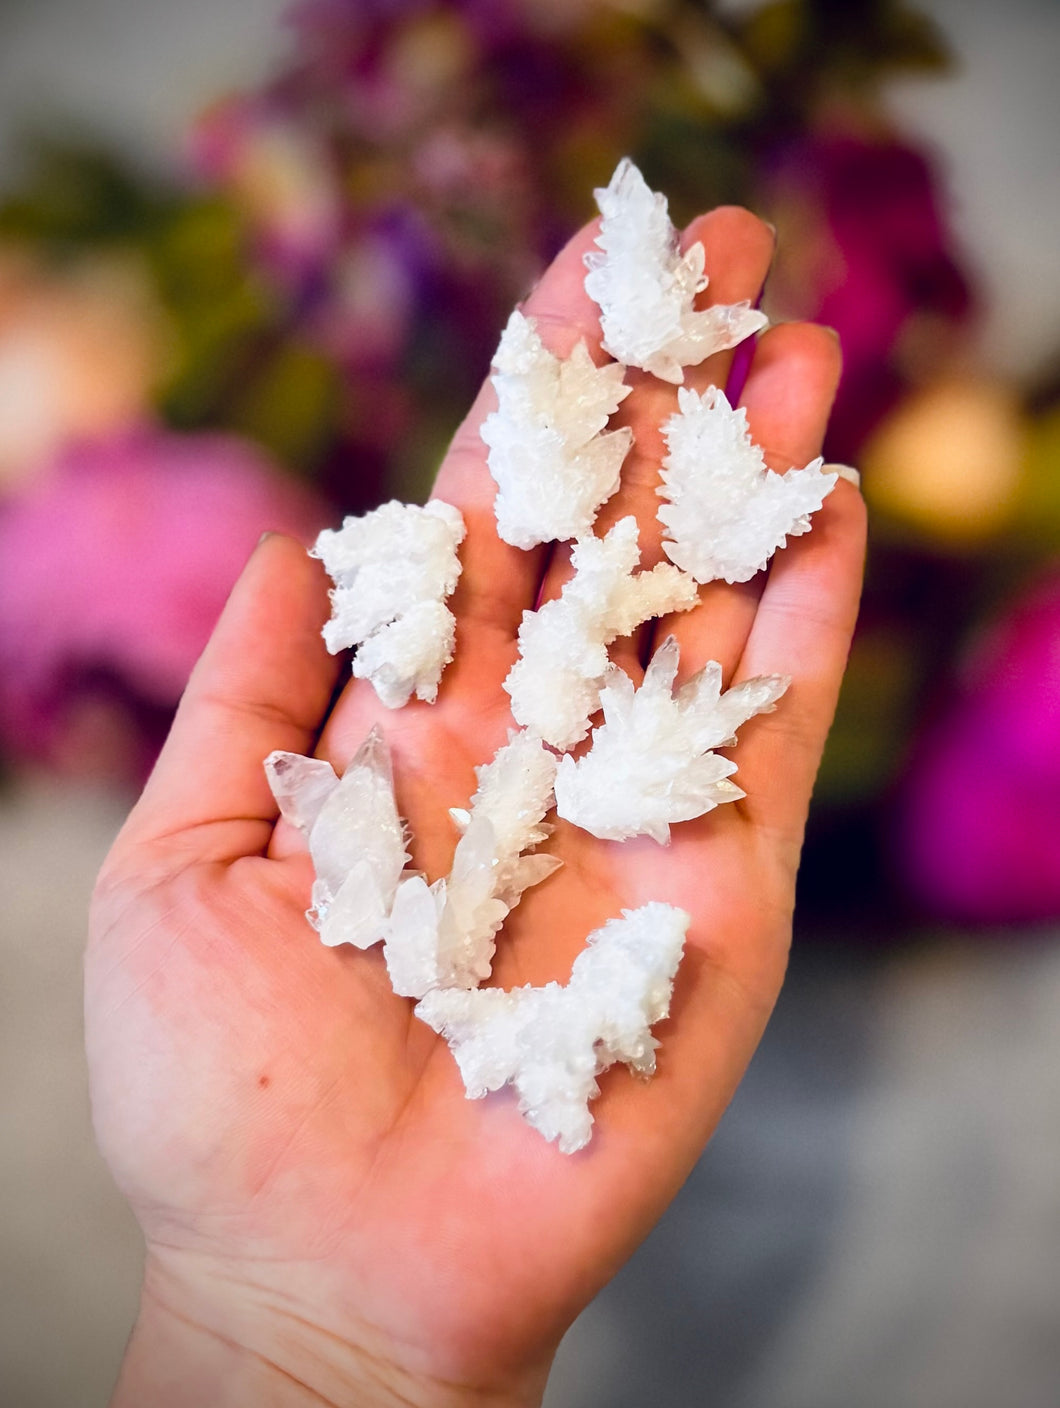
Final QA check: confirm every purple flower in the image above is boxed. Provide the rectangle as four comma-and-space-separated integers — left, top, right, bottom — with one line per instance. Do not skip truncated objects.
895, 571, 1060, 925
765, 132, 974, 462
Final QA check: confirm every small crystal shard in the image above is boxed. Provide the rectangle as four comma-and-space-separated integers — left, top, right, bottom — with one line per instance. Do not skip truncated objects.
415, 902, 689, 1153
481, 310, 633, 547
265, 729, 409, 948
265, 750, 340, 834
383, 730, 561, 997
658, 385, 838, 584
584, 158, 767, 384
504, 516, 699, 750
554, 636, 789, 843
311, 499, 466, 706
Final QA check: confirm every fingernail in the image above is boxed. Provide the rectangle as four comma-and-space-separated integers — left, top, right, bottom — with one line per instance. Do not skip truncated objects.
257, 530, 277, 548
826, 464, 861, 489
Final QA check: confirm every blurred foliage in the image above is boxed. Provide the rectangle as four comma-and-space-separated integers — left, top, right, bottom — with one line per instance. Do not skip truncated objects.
0, 0, 953, 505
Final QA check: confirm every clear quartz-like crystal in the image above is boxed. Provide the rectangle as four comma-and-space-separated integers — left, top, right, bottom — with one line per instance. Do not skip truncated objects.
265, 750, 339, 834
481, 310, 633, 547
584, 158, 767, 384
311, 499, 466, 706
504, 516, 699, 750
415, 902, 689, 1153
659, 385, 838, 583
265, 729, 409, 948
554, 636, 789, 843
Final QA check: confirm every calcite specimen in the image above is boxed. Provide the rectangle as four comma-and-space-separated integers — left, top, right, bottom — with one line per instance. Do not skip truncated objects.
481, 310, 633, 547
311, 499, 466, 706
554, 636, 788, 843
266, 727, 560, 990
266, 730, 408, 948
383, 730, 561, 997
659, 385, 837, 583
415, 903, 689, 1153
584, 158, 767, 384
273, 161, 834, 1154
504, 516, 699, 750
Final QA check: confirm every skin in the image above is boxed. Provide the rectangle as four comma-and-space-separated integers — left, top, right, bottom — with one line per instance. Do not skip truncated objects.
87, 207, 867, 1407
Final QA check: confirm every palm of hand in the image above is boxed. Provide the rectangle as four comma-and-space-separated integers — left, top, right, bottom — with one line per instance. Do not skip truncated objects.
87, 208, 864, 1399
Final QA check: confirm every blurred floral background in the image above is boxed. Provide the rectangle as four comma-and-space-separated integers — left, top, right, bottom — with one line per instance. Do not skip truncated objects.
2, 0, 1058, 926
2, 1, 1060, 1405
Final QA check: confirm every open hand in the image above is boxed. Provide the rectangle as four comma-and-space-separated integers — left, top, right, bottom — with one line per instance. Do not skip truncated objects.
87, 206, 866, 1407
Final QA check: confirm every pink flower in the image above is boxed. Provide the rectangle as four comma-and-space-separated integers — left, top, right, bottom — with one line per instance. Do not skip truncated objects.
0, 425, 330, 782
896, 571, 1060, 925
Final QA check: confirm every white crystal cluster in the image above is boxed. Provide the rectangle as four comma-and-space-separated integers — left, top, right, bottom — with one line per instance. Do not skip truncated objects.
659, 386, 838, 584
504, 516, 699, 750
311, 499, 466, 707
415, 903, 689, 1153
266, 732, 408, 949
584, 158, 768, 383
481, 310, 633, 547
554, 636, 788, 843
267, 728, 560, 994
383, 730, 561, 998
278, 159, 839, 1153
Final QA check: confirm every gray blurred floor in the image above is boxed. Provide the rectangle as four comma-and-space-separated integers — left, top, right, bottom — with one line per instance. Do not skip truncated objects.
0, 778, 141, 1408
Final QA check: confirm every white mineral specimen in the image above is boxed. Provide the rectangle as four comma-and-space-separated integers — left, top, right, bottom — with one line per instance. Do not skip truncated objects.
268, 160, 824, 1157
584, 158, 767, 384
265, 730, 409, 948
415, 902, 689, 1153
480, 309, 633, 547
554, 636, 788, 843
269, 728, 561, 992
659, 385, 838, 583
383, 730, 561, 997
311, 499, 466, 707
504, 516, 699, 750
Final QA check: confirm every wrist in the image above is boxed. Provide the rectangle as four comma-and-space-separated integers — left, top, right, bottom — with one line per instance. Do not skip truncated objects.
112, 1250, 551, 1408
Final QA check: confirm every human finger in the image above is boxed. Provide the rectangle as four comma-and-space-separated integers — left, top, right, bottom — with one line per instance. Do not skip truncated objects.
431, 219, 613, 646
565, 207, 775, 573
727, 476, 867, 845
654, 321, 843, 681
113, 534, 339, 866
541, 207, 774, 678
306, 222, 627, 811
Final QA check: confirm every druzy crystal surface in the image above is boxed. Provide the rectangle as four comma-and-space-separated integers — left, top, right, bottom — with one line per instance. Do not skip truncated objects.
584, 159, 767, 384
659, 385, 837, 583
415, 903, 689, 1153
481, 310, 633, 547
554, 636, 789, 843
311, 499, 466, 706
504, 516, 698, 750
